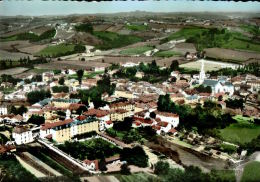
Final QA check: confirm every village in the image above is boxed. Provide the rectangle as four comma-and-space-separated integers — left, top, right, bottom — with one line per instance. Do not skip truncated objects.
0, 56, 259, 181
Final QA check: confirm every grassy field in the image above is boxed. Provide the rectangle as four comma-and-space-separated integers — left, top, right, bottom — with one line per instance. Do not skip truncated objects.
126, 24, 148, 31
162, 26, 260, 52
0, 155, 38, 182
211, 170, 236, 182
116, 172, 154, 182
35, 43, 75, 57
93, 31, 142, 50
119, 46, 153, 55
241, 161, 260, 182
153, 50, 182, 57
219, 115, 260, 145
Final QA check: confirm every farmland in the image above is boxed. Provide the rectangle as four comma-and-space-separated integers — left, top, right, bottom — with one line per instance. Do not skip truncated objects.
119, 46, 153, 55
204, 48, 260, 63
35, 43, 85, 57
154, 50, 182, 58
219, 115, 260, 145
162, 26, 260, 52
241, 161, 260, 182
93, 31, 143, 50
126, 24, 149, 31
179, 59, 239, 72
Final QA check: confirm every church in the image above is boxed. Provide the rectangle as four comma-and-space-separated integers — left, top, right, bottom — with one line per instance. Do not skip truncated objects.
199, 59, 234, 96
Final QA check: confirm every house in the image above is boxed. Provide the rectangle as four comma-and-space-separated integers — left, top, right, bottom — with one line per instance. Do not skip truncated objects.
42, 72, 54, 82
154, 111, 179, 128
12, 126, 34, 145
83, 159, 99, 171
83, 109, 110, 131
109, 101, 135, 112
110, 109, 132, 121
40, 117, 99, 143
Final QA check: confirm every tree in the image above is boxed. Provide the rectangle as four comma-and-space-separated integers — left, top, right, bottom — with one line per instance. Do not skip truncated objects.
120, 163, 131, 175
58, 77, 65, 85
10, 105, 27, 115
76, 69, 84, 84
157, 94, 175, 112
113, 117, 133, 131
27, 115, 45, 125
154, 161, 170, 175
27, 90, 51, 104
99, 158, 107, 172
76, 105, 88, 115
170, 60, 179, 71
120, 146, 148, 167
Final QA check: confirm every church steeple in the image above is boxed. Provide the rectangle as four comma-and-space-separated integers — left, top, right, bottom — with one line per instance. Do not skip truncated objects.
199, 59, 205, 84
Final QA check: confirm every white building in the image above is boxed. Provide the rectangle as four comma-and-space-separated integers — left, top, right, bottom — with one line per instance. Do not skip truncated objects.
203, 79, 234, 96
154, 111, 179, 128
12, 126, 34, 145
0, 104, 8, 115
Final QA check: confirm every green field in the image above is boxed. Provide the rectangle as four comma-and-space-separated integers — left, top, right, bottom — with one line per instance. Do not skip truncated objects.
126, 24, 148, 31
93, 31, 143, 50
116, 172, 154, 182
119, 46, 153, 55
162, 26, 260, 52
0, 29, 56, 42
153, 50, 182, 57
219, 115, 260, 145
35, 43, 75, 57
241, 161, 260, 182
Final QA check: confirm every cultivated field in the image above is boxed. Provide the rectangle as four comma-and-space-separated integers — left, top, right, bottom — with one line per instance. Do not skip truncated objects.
179, 59, 239, 72
0, 67, 29, 75
119, 46, 153, 56
19, 44, 48, 54
35, 44, 75, 57
0, 50, 34, 60
204, 48, 260, 63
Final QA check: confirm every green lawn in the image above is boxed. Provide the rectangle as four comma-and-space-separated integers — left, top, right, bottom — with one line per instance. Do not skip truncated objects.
119, 46, 153, 55
0, 155, 38, 182
35, 43, 75, 57
116, 172, 154, 182
126, 24, 148, 31
219, 115, 260, 145
153, 50, 182, 57
241, 161, 260, 182
93, 31, 143, 50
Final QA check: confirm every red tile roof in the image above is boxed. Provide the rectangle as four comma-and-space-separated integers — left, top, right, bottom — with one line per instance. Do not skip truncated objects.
133, 117, 153, 124
83, 159, 99, 171
40, 119, 73, 130
83, 109, 109, 117
157, 121, 169, 127
155, 111, 179, 118
77, 115, 87, 121
106, 120, 113, 125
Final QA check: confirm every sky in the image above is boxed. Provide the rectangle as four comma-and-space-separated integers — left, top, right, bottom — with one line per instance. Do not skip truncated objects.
0, 0, 260, 16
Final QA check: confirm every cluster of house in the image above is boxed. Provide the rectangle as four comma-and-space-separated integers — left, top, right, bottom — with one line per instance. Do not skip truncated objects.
1, 61, 259, 148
